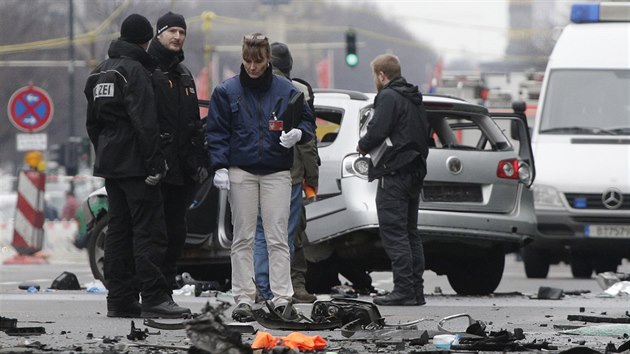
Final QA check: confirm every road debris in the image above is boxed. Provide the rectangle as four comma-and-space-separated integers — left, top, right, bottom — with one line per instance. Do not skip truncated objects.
567, 314, 630, 324
49, 271, 81, 290
185, 300, 252, 354
176, 272, 225, 296
560, 324, 630, 337
536, 286, 564, 299
0, 316, 45, 336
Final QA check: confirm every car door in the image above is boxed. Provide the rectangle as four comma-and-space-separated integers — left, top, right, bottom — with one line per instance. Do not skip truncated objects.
422, 111, 531, 214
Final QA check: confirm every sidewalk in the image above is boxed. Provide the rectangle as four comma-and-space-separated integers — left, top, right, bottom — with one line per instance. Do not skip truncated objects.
1, 220, 87, 265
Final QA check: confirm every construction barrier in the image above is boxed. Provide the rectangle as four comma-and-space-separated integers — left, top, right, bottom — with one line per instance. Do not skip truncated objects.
11, 169, 46, 256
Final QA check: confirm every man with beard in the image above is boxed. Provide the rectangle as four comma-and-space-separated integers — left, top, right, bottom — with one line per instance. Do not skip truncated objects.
148, 11, 210, 293
357, 53, 430, 306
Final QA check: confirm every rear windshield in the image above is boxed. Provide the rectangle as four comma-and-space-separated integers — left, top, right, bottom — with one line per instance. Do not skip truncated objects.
539, 69, 630, 135
359, 106, 512, 152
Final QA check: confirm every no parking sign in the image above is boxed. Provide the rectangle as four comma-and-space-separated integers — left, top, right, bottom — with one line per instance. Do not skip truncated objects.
7, 85, 54, 133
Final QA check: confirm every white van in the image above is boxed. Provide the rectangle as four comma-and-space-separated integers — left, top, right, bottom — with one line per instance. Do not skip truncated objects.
522, 2, 630, 279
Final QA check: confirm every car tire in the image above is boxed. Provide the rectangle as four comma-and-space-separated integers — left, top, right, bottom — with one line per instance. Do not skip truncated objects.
593, 257, 618, 275
570, 256, 593, 279
88, 216, 108, 287
521, 246, 550, 279
446, 248, 505, 295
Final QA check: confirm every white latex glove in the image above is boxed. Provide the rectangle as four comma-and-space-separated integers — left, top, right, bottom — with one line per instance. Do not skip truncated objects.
279, 129, 302, 148
213, 168, 230, 190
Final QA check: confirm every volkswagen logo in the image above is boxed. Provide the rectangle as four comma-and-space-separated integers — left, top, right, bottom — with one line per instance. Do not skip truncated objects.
602, 188, 623, 210
446, 156, 462, 175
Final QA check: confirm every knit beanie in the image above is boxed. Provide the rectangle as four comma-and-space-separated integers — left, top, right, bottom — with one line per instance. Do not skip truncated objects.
156, 11, 187, 35
271, 42, 293, 76
120, 14, 153, 44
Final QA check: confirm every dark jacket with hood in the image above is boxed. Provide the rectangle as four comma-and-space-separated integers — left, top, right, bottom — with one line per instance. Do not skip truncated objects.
207, 64, 315, 175
85, 39, 165, 178
148, 38, 209, 185
358, 76, 429, 181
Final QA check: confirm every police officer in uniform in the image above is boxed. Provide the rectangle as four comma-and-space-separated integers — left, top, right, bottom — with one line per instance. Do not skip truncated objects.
357, 53, 430, 306
85, 14, 190, 319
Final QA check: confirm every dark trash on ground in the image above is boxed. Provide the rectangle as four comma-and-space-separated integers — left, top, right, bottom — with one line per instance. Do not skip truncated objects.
176, 272, 227, 296
49, 271, 82, 290
185, 300, 253, 354
0, 316, 46, 336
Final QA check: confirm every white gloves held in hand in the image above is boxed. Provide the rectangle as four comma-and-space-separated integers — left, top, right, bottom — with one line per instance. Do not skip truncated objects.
213, 168, 230, 190
280, 129, 302, 148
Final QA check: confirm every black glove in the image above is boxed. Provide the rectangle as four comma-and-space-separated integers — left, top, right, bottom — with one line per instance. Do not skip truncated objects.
145, 161, 168, 186
195, 166, 209, 183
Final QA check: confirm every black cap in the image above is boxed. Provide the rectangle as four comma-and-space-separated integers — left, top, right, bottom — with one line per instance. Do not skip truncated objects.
271, 42, 293, 76
156, 11, 187, 35
120, 13, 153, 45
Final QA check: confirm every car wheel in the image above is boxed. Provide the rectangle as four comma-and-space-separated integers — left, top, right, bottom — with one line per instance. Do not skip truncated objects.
593, 257, 618, 274
88, 216, 108, 287
446, 248, 505, 295
570, 255, 593, 279
521, 246, 550, 279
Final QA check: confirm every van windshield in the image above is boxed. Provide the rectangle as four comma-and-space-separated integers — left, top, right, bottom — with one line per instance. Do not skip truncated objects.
539, 69, 630, 135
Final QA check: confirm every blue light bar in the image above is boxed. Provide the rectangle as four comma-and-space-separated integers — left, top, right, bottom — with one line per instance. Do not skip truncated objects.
571, 4, 600, 23
571, 2, 630, 23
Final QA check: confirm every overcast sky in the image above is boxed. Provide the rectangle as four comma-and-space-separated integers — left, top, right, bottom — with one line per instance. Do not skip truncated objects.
335, 0, 510, 63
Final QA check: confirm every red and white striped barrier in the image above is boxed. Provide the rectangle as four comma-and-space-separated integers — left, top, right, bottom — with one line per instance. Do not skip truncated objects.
11, 170, 46, 255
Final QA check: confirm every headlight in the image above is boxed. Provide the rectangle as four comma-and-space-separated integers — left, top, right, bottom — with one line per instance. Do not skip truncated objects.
342, 154, 370, 179
82, 199, 94, 227
533, 184, 564, 209
85, 194, 108, 227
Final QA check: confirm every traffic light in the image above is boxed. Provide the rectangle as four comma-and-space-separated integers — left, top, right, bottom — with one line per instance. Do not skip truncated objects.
345, 29, 358, 68
64, 141, 80, 176
49, 143, 65, 167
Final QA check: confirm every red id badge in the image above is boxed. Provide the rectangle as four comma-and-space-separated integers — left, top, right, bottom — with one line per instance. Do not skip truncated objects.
269, 120, 284, 131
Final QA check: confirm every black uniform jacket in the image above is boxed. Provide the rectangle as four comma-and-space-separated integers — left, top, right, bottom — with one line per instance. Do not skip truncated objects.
148, 39, 209, 185
85, 39, 165, 178
358, 77, 430, 181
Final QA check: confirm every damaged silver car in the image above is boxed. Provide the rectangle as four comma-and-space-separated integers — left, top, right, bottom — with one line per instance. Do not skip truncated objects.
305, 90, 536, 295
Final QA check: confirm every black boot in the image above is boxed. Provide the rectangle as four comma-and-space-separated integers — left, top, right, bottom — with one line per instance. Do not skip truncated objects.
107, 300, 142, 318
373, 291, 418, 306
416, 288, 426, 305
141, 300, 191, 319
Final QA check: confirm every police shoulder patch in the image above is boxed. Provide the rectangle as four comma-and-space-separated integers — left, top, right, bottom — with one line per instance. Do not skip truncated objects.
94, 83, 114, 98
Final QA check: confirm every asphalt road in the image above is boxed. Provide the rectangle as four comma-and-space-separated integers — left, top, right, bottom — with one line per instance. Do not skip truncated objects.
2, 252, 630, 353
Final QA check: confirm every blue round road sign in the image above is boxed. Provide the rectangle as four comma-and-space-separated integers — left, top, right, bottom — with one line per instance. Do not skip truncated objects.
7, 85, 54, 133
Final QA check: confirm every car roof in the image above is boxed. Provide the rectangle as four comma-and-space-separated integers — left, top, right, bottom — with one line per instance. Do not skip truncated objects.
313, 89, 488, 115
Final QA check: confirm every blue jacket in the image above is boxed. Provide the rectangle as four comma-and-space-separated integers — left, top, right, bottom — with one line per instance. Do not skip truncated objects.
207, 67, 315, 174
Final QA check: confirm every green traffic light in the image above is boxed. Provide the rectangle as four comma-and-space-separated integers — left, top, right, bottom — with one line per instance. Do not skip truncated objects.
345, 53, 359, 67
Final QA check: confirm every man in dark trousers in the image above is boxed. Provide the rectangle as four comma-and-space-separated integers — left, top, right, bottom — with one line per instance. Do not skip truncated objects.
85, 13, 190, 319
148, 11, 209, 291
357, 53, 430, 306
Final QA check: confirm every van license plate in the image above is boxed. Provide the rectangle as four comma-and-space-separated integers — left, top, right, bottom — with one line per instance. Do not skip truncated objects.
585, 225, 630, 238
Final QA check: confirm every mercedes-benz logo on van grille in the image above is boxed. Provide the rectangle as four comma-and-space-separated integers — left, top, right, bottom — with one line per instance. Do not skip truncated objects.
602, 188, 623, 210
446, 156, 462, 175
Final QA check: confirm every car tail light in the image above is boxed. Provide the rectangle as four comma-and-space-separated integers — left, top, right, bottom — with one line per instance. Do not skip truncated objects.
496, 159, 519, 180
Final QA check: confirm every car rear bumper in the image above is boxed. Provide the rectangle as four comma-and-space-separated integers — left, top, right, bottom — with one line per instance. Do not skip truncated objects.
306, 176, 536, 246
